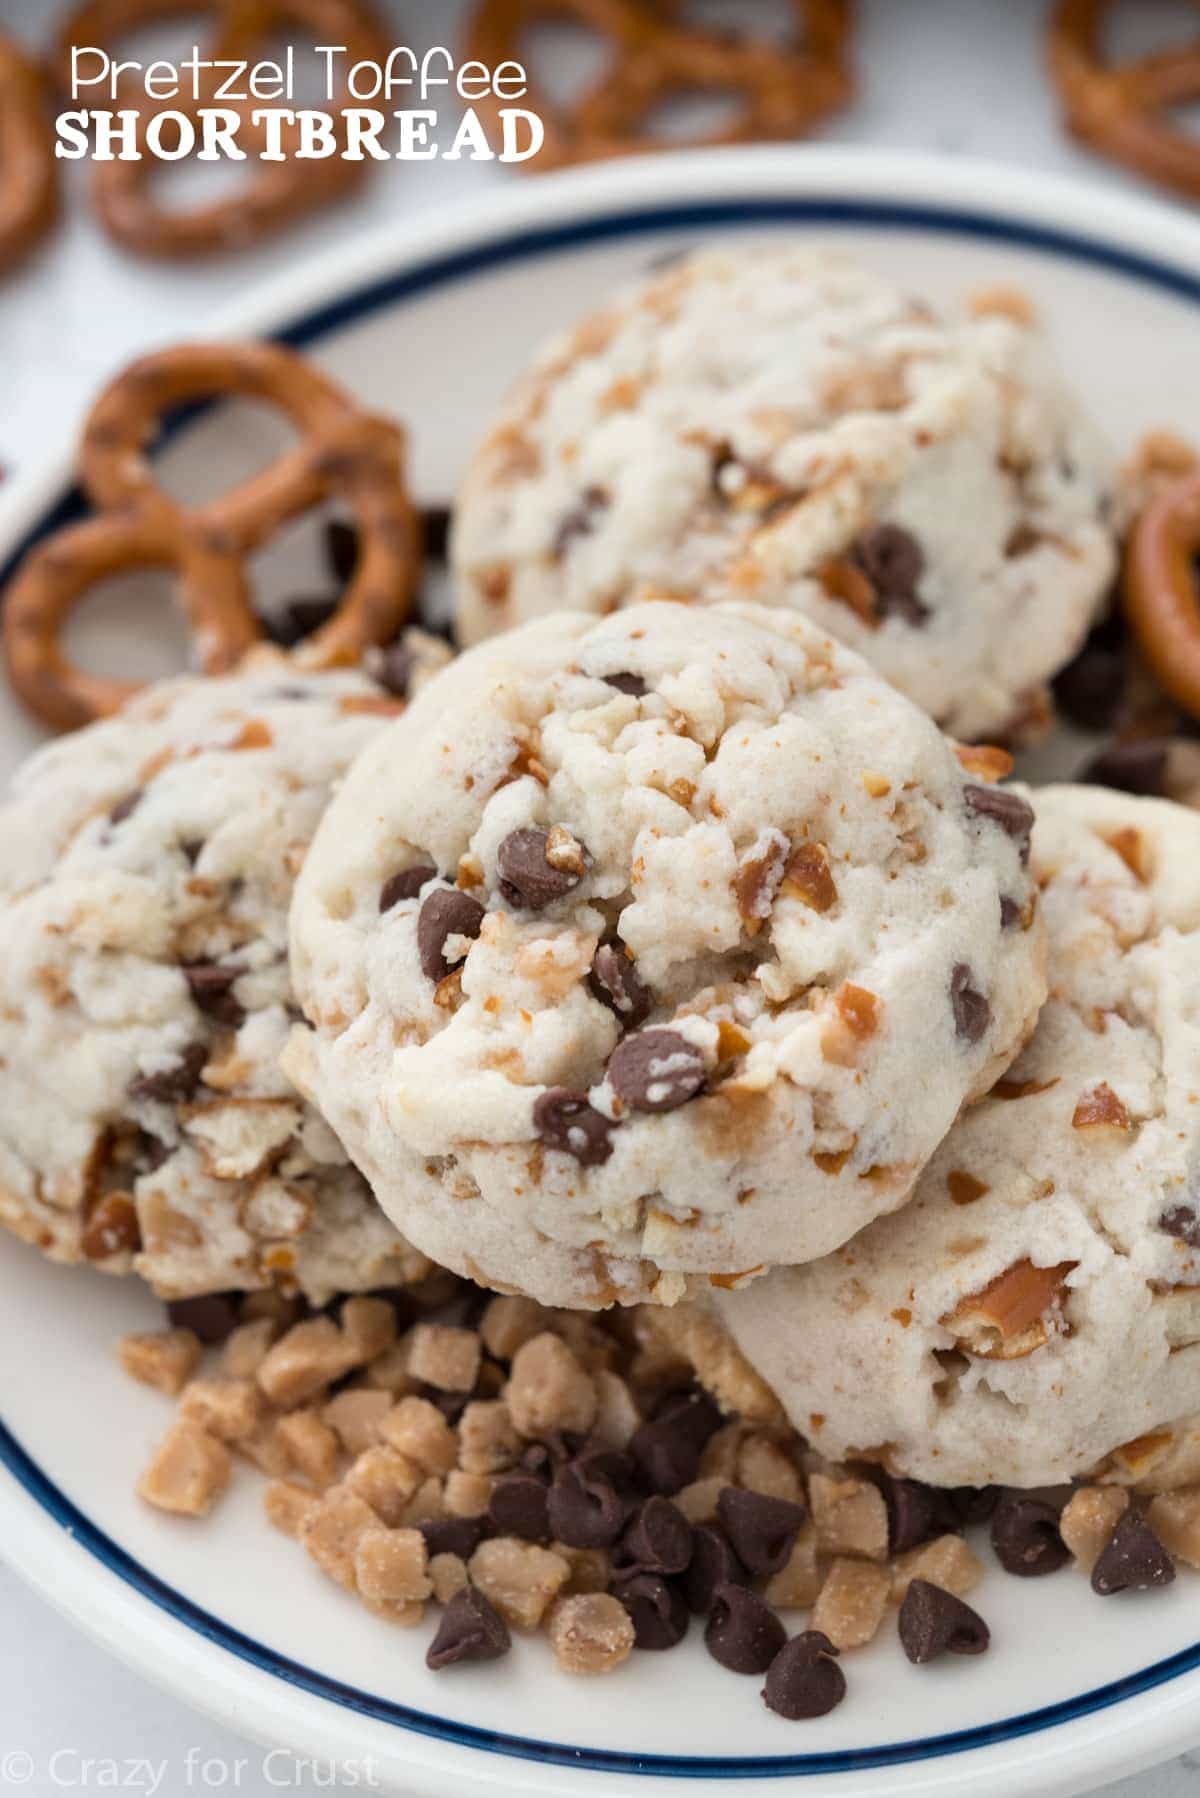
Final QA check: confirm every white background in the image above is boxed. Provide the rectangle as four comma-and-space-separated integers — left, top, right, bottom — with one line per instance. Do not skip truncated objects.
2, 0, 1200, 1792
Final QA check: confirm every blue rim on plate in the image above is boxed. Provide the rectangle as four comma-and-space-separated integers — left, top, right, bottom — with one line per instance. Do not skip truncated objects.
3, 193, 1200, 1779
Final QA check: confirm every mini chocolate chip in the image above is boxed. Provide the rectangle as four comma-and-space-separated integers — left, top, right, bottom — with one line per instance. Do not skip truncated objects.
628, 1384, 723, 1495
705, 1582, 786, 1674
990, 1492, 1069, 1577
611, 1571, 689, 1650
683, 1524, 746, 1614
950, 963, 991, 1044
608, 1028, 706, 1114
1091, 1509, 1176, 1595
716, 1487, 806, 1577
426, 1586, 511, 1669
999, 895, 1021, 929
1052, 642, 1126, 732
165, 1293, 240, 1345
964, 783, 1035, 863
553, 485, 609, 559
532, 1088, 615, 1166
882, 1474, 962, 1554
1080, 739, 1170, 799
1160, 1205, 1200, 1248
421, 1516, 487, 1560
898, 1579, 990, 1663
496, 827, 590, 909
589, 942, 653, 1028
601, 671, 647, 698
108, 788, 143, 827
654, 1383, 723, 1447
417, 889, 486, 981
324, 518, 358, 583
182, 962, 245, 1028
136, 1130, 172, 1174
422, 1384, 469, 1424
180, 838, 204, 866
488, 1472, 551, 1542
380, 865, 436, 912
762, 1631, 846, 1720
852, 522, 928, 625
372, 642, 417, 699
128, 1041, 208, 1105
547, 1458, 627, 1548
949, 1484, 1000, 1527
618, 1496, 693, 1577
266, 596, 338, 647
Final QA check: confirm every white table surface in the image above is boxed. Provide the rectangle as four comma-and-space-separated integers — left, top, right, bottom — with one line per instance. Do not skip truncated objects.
2, 0, 1199, 1791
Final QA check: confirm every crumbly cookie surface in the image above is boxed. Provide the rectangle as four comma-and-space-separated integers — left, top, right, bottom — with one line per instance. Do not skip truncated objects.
0, 657, 436, 1304
710, 784, 1200, 1488
287, 601, 1046, 1308
452, 245, 1115, 742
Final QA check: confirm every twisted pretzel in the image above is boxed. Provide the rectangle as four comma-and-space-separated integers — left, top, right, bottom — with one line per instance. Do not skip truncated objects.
1124, 469, 1200, 723
1048, 0, 1200, 200
3, 341, 421, 732
465, 0, 853, 171
0, 34, 59, 276
56, 0, 388, 259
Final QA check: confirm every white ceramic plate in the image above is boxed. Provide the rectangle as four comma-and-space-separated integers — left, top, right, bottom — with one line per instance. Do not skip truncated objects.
3, 147, 1200, 1798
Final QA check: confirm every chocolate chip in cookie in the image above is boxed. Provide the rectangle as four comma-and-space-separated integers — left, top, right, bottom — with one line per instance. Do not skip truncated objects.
950, 963, 991, 1043
589, 943, 652, 1029
380, 865, 436, 913
533, 1088, 615, 1166
497, 826, 591, 909
416, 889, 486, 981
608, 1028, 706, 1114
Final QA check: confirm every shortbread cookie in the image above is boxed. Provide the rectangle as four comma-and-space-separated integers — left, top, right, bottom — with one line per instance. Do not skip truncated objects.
453, 245, 1115, 742
709, 785, 1200, 1488
0, 656, 442, 1304
286, 601, 1046, 1309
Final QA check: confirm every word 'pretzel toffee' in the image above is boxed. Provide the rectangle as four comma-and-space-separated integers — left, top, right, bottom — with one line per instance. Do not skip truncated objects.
466, 0, 854, 171
0, 34, 59, 276
55, 0, 390, 259
1125, 469, 1200, 724
3, 341, 422, 732
1048, 0, 1200, 200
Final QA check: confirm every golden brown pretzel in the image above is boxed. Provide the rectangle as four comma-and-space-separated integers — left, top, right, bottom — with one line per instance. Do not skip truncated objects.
1048, 0, 1200, 200
0, 34, 60, 276
3, 341, 422, 732
56, 0, 389, 259
465, 0, 854, 171
1124, 469, 1200, 723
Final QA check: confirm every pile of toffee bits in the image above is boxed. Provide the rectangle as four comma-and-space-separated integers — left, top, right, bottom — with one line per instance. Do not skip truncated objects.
120, 1276, 1193, 1721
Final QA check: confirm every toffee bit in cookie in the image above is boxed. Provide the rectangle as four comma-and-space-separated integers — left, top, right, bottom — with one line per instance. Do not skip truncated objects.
547, 1456, 627, 1549
1090, 1509, 1176, 1596
611, 1570, 689, 1650
588, 942, 653, 1028
107, 788, 143, 827
684, 1523, 746, 1614
426, 1585, 511, 1670
82, 1193, 140, 1260
963, 784, 1036, 863
601, 671, 648, 698
1079, 739, 1170, 799
898, 1579, 990, 1663
497, 826, 591, 909
183, 961, 246, 1028
608, 1028, 706, 1114
705, 1582, 787, 1675
617, 1496, 693, 1578
762, 1631, 846, 1721
950, 963, 991, 1044
850, 523, 928, 626
380, 866, 437, 913
716, 1487, 806, 1578
416, 889, 486, 981
781, 842, 838, 913
129, 1041, 208, 1104
488, 1471, 552, 1542
990, 1492, 1069, 1577
1160, 1205, 1200, 1248
533, 1089, 615, 1167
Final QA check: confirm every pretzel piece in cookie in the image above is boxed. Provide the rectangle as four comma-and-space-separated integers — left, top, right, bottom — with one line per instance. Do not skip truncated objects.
466, 0, 853, 171
0, 34, 59, 276
56, 0, 388, 259
1124, 470, 1200, 723
3, 341, 422, 732
1048, 0, 1200, 200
